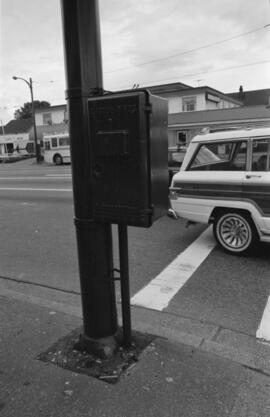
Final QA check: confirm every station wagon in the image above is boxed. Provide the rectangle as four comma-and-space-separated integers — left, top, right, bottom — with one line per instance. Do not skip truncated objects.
169, 127, 270, 255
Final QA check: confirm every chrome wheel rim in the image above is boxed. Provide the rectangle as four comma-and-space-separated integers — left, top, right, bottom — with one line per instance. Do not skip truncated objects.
218, 215, 251, 251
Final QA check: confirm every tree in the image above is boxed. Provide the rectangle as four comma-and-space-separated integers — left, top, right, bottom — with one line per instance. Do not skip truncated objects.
14, 101, 51, 119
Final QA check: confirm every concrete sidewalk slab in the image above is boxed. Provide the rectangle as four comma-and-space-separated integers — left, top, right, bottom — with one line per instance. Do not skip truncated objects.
1, 295, 270, 417
1, 276, 270, 378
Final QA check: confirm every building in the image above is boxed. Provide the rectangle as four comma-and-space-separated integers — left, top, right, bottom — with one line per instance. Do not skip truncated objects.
227, 86, 270, 106
148, 82, 241, 114
33, 84, 270, 150
147, 82, 242, 147
147, 83, 270, 147
168, 105, 270, 147
0, 118, 34, 157
34, 104, 68, 143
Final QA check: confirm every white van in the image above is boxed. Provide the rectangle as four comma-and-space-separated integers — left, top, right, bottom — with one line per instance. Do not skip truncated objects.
169, 127, 270, 255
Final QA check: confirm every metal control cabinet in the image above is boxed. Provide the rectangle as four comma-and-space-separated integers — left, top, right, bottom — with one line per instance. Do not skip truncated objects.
88, 90, 168, 227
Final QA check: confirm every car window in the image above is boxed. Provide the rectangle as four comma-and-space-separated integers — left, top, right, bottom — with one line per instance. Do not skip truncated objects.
252, 138, 270, 171
193, 146, 221, 166
168, 148, 186, 167
188, 141, 247, 171
230, 141, 247, 170
168, 152, 183, 165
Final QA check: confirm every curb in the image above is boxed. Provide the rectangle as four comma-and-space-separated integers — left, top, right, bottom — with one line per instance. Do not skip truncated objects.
1, 277, 270, 376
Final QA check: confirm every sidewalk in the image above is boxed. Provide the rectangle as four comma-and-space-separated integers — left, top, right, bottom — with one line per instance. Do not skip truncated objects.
1, 293, 270, 417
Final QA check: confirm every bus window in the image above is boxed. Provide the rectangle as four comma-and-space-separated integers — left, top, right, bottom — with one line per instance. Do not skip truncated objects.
59, 137, 70, 146
52, 138, 58, 147
44, 141, 51, 150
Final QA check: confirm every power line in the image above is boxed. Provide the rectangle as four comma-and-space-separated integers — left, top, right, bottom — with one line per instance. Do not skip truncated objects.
4, 58, 269, 109
120, 59, 270, 89
105, 23, 270, 74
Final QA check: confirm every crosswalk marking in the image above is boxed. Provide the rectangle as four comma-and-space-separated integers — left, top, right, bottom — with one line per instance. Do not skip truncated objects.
0, 176, 71, 180
257, 296, 270, 342
0, 187, 72, 192
45, 174, 72, 177
131, 226, 216, 311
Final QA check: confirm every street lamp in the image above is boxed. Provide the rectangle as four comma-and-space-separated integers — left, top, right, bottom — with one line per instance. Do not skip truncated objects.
12, 76, 40, 163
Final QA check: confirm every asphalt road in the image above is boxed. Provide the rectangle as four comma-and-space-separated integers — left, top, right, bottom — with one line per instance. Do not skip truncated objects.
0, 159, 269, 341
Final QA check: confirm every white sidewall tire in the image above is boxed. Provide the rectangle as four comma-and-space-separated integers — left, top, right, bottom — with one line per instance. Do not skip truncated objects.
214, 212, 256, 255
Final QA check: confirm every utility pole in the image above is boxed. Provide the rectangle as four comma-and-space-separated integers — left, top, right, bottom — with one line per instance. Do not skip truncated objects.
0, 120, 5, 135
12, 76, 40, 163
60, 0, 118, 357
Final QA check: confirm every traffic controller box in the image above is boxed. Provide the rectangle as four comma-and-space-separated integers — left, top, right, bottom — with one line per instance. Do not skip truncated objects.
88, 90, 168, 227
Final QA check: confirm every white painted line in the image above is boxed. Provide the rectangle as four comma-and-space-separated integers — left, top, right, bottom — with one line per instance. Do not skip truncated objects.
131, 226, 216, 311
256, 296, 270, 342
45, 174, 72, 177
0, 177, 47, 180
0, 187, 72, 192
0, 176, 71, 180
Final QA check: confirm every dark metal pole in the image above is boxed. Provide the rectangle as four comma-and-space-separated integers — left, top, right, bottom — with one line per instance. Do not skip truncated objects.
118, 224, 132, 347
12, 76, 40, 163
60, 0, 118, 354
29, 78, 40, 163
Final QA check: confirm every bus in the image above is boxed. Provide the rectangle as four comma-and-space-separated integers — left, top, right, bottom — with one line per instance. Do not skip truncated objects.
42, 133, 71, 165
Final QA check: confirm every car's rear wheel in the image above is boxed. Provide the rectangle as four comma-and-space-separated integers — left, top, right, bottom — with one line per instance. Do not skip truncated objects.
213, 211, 258, 255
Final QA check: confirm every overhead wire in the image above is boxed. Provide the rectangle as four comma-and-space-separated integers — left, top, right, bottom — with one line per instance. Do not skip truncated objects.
3, 24, 270, 111
3, 56, 270, 111
105, 23, 270, 74
121, 59, 270, 89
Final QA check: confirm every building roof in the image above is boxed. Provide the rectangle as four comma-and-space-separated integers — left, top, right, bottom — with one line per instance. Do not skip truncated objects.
1, 118, 34, 135
146, 82, 191, 93
181, 86, 242, 104
147, 83, 241, 105
227, 88, 270, 106
168, 105, 270, 127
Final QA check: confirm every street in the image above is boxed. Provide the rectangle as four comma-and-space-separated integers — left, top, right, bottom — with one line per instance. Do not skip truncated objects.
0, 159, 269, 346
1, 158, 270, 417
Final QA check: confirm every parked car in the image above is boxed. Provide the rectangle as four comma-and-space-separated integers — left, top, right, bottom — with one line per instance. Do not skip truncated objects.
169, 127, 270, 255
168, 145, 187, 184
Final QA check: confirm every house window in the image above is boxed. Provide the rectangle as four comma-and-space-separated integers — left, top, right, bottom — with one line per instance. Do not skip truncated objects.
177, 131, 187, 147
182, 96, 196, 112
42, 113, 52, 125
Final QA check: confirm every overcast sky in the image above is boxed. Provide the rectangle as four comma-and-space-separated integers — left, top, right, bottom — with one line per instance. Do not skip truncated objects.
1, 0, 270, 123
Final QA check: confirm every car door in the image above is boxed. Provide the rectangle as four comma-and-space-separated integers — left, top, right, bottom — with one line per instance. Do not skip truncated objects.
242, 137, 270, 230
180, 140, 247, 201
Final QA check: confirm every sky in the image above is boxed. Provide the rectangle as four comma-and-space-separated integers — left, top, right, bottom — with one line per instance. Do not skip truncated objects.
1, 0, 270, 124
